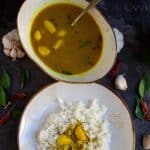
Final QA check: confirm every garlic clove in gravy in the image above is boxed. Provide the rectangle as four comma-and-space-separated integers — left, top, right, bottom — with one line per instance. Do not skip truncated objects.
75, 125, 88, 141
53, 39, 63, 50
38, 46, 51, 56
43, 20, 56, 34
56, 135, 72, 146
34, 30, 42, 41
57, 29, 66, 37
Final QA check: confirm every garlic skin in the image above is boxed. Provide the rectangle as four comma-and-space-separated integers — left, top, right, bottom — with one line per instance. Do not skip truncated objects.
2, 28, 25, 60
113, 28, 124, 53
143, 135, 150, 149
17, 48, 25, 58
3, 49, 10, 56
115, 75, 127, 91
10, 47, 18, 61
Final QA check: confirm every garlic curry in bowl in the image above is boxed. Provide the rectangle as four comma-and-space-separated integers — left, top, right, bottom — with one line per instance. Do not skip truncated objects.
30, 4, 103, 75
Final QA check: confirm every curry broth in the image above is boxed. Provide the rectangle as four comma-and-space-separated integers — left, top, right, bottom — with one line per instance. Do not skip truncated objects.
30, 4, 103, 75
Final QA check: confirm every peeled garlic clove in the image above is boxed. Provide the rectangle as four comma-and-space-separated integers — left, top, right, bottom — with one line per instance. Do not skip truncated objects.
34, 30, 42, 41
56, 135, 72, 145
3, 49, 11, 56
115, 75, 127, 91
143, 135, 150, 150
10, 47, 17, 61
53, 39, 63, 50
43, 20, 56, 34
57, 29, 66, 37
75, 125, 87, 141
17, 49, 25, 58
38, 46, 50, 56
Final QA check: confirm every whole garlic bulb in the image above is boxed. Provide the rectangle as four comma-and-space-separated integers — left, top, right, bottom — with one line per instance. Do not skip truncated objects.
115, 75, 128, 91
113, 28, 124, 53
143, 135, 150, 150
2, 28, 25, 60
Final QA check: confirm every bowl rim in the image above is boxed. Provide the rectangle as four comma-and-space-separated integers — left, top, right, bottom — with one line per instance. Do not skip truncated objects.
17, 82, 135, 150
17, 0, 117, 83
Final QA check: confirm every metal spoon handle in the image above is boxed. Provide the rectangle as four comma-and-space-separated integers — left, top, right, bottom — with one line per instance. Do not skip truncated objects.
71, 0, 102, 26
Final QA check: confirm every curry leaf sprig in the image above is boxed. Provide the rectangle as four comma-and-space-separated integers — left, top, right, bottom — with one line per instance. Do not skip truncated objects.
135, 71, 150, 120
0, 69, 30, 107
0, 69, 30, 126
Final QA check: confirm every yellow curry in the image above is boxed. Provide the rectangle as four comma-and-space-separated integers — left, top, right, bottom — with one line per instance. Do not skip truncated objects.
30, 4, 103, 75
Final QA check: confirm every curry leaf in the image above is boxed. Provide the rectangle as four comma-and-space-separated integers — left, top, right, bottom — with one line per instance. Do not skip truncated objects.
79, 40, 92, 48
143, 71, 150, 96
139, 79, 145, 97
0, 71, 11, 89
21, 69, 30, 89
135, 97, 144, 120
0, 86, 6, 106
135, 71, 150, 120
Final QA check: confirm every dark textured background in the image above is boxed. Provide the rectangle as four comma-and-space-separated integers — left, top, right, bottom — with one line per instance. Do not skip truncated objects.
0, 0, 150, 150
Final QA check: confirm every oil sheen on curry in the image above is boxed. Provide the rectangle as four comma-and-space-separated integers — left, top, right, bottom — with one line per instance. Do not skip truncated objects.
30, 4, 103, 75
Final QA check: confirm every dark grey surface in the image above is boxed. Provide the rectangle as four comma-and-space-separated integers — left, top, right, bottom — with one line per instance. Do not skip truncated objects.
0, 0, 150, 150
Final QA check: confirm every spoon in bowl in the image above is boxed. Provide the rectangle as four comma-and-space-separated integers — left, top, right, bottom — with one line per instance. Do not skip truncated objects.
71, 0, 102, 27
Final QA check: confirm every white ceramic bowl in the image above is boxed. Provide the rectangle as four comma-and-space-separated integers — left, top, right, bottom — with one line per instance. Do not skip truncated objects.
17, 0, 117, 82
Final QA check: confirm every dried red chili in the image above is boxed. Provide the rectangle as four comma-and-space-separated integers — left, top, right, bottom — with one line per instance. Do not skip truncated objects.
11, 92, 26, 102
0, 113, 10, 126
141, 101, 149, 114
109, 58, 121, 79
141, 101, 150, 121
145, 114, 150, 121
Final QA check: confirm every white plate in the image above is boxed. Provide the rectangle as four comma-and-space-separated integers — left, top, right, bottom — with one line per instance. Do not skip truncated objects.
18, 82, 135, 150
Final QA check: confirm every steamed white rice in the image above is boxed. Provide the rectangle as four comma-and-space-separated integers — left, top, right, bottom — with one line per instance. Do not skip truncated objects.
36, 100, 110, 150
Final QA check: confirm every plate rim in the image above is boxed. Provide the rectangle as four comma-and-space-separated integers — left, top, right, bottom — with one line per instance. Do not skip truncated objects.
18, 82, 136, 150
